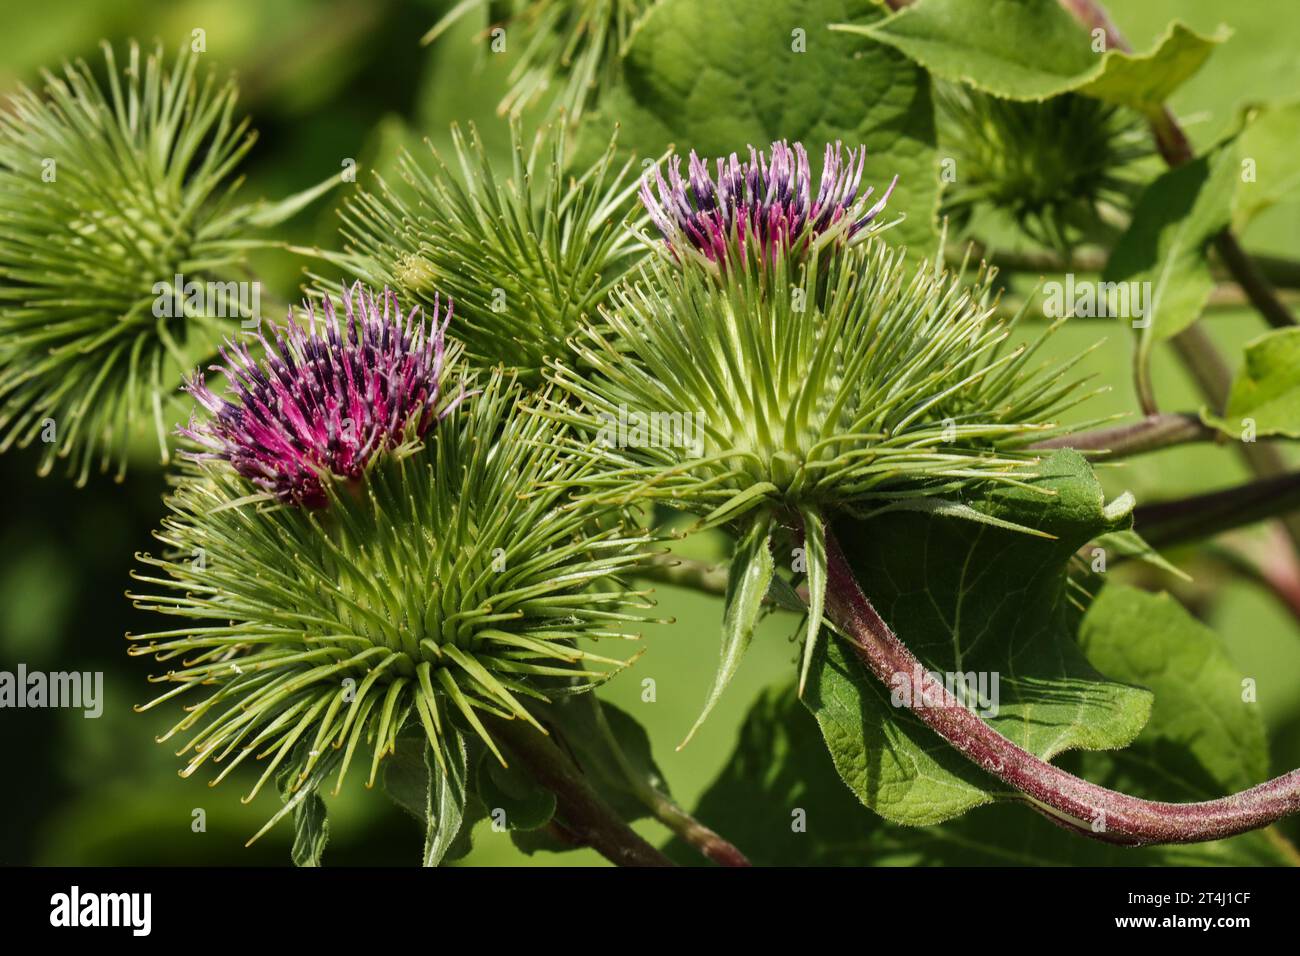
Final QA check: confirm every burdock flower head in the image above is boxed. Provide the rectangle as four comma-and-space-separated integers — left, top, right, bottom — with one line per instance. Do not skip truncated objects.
640, 140, 898, 268
132, 304, 658, 849
180, 283, 460, 508
937, 87, 1149, 251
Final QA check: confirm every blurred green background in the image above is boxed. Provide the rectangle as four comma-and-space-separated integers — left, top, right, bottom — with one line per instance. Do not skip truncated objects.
1, 0, 1298, 866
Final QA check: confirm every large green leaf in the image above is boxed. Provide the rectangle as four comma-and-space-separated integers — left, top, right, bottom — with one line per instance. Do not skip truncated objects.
804, 450, 1152, 826
837, 0, 1225, 110
585, 0, 938, 247
1204, 327, 1300, 439
676, 584, 1291, 865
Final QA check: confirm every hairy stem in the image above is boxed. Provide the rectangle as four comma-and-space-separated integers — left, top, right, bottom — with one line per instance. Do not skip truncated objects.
487, 716, 674, 867
1031, 412, 1217, 458
822, 528, 1300, 846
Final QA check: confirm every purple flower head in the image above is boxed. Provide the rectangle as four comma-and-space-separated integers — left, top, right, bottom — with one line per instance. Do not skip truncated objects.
640, 140, 898, 267
181, 282, 462, 508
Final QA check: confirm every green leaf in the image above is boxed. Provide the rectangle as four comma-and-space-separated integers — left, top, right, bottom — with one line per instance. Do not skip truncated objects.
290, 792, 330, 868
678, 584, 1292, 866
382, 736, 431, 822
804, 450, 1152, 826
765, 571, 807, 614
275, 739, 339, 867
681, 514, 775, 748
1078, 586, 1271, 795
585, 0, 939, 247
383, 731, 472, 867
424, 729, 471, 866
1093, 529, 1191, 581
1204, 328, 1300, 439
837, 0, 1225, 110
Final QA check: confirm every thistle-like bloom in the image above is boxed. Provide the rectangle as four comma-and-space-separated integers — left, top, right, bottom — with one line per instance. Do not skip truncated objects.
937, 87, 1149, 251
181, 284, 459, 508
0, 42, 319, 483
640, 141, 898, 266
131, 374, 657, 849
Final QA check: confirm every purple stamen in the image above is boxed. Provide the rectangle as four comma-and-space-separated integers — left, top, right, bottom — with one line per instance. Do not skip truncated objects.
640, 139, 895, 267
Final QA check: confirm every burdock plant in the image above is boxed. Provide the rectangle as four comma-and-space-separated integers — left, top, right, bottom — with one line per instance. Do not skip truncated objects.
129, 285, 659, 857
13, 0, 1300, 873
549, 140, 1090, 733
0, 41, 332, 483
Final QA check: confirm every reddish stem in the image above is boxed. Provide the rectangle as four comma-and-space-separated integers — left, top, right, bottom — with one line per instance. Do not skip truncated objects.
1030, 412, 1216, 458
821, 528, 1300, 845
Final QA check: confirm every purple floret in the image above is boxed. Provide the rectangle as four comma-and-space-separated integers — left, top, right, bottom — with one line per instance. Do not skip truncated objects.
640, 140, 898, 266
181, 282, 462, 508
